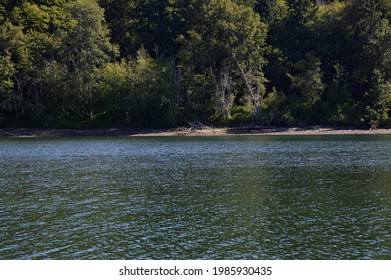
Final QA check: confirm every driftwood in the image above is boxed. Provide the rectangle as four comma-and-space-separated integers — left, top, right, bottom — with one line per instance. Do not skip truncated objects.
188, 121, 213, 130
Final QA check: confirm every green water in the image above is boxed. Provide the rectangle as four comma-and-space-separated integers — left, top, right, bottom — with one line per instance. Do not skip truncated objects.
1, 135, 391, 259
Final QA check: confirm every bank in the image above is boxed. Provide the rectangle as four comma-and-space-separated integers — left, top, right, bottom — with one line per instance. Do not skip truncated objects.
1, 126, 391, 138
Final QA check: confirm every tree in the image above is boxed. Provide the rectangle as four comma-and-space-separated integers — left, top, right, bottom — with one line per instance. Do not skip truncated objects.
287, 52, 324, 107
99, 0, 188, 58
233, 0, 256, 7
0, 0, 118, 127
339, 0, 391, 125
255, 0, 289, 24
279, 0, 319, 61
0, 51, 15, 125
1, 0, 390, 128
97, 49, 177, 127
259, 0, 324, 124
0, 0, 6, 24
0, 20, 30, 122
343, 0, 391, 93
179, 0, 268, 123
364, 70, 391, 127
43, 0, 118, 125
60, 0, 116, 70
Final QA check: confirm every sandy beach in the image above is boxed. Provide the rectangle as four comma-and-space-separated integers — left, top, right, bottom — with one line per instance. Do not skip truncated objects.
1, 126, 391, 137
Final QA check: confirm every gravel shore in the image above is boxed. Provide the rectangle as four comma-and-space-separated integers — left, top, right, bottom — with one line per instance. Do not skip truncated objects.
1, 126, 391, 137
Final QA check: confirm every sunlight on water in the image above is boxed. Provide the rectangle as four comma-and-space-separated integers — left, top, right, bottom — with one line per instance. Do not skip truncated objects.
1, 135, 391, 259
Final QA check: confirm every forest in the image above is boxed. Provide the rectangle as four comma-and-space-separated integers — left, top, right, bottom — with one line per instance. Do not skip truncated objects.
0, 0, 390, 128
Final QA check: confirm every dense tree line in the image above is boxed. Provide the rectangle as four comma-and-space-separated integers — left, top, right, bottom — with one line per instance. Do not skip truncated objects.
0, 0, 390, 128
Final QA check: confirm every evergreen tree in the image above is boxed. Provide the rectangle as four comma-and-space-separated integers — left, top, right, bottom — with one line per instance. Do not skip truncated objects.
342, 0, 391, 125
99, 0, 187, 58
179, 0, 268, 123
343, 0, 391, 91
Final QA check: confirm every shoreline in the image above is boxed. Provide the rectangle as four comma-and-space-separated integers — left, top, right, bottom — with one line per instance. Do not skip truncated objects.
1, 126, 391, 137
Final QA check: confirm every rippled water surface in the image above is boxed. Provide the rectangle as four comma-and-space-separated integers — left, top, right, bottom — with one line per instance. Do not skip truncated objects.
1, 135, 391, 259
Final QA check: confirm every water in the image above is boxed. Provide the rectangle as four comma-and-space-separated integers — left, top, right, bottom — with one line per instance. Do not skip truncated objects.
1, 135, 391, 259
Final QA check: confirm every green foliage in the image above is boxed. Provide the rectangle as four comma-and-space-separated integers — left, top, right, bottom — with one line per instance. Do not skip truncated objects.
41, 0, 119, 127
0, 51, 15, 125
96, 60, 132, 123
255, 0, 289, 23
259, 88, 286, 125
338, 0, 391, 124
129, 51, 177, 127
0, 0, 119, 127
99, 0, 188, 58
363, 71, 391, 126
10, 2, 51, 32
97, 49, 177, 127
179, 0, 268, 123
0, 20, 30, 122
287, 53, 324, 108
61, 0, 117, 69
0, 52, 14, 92
321, 63, 354, 125
344, 0, 391, 84
0, 0, 390, 128
0, 0, 6, 24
